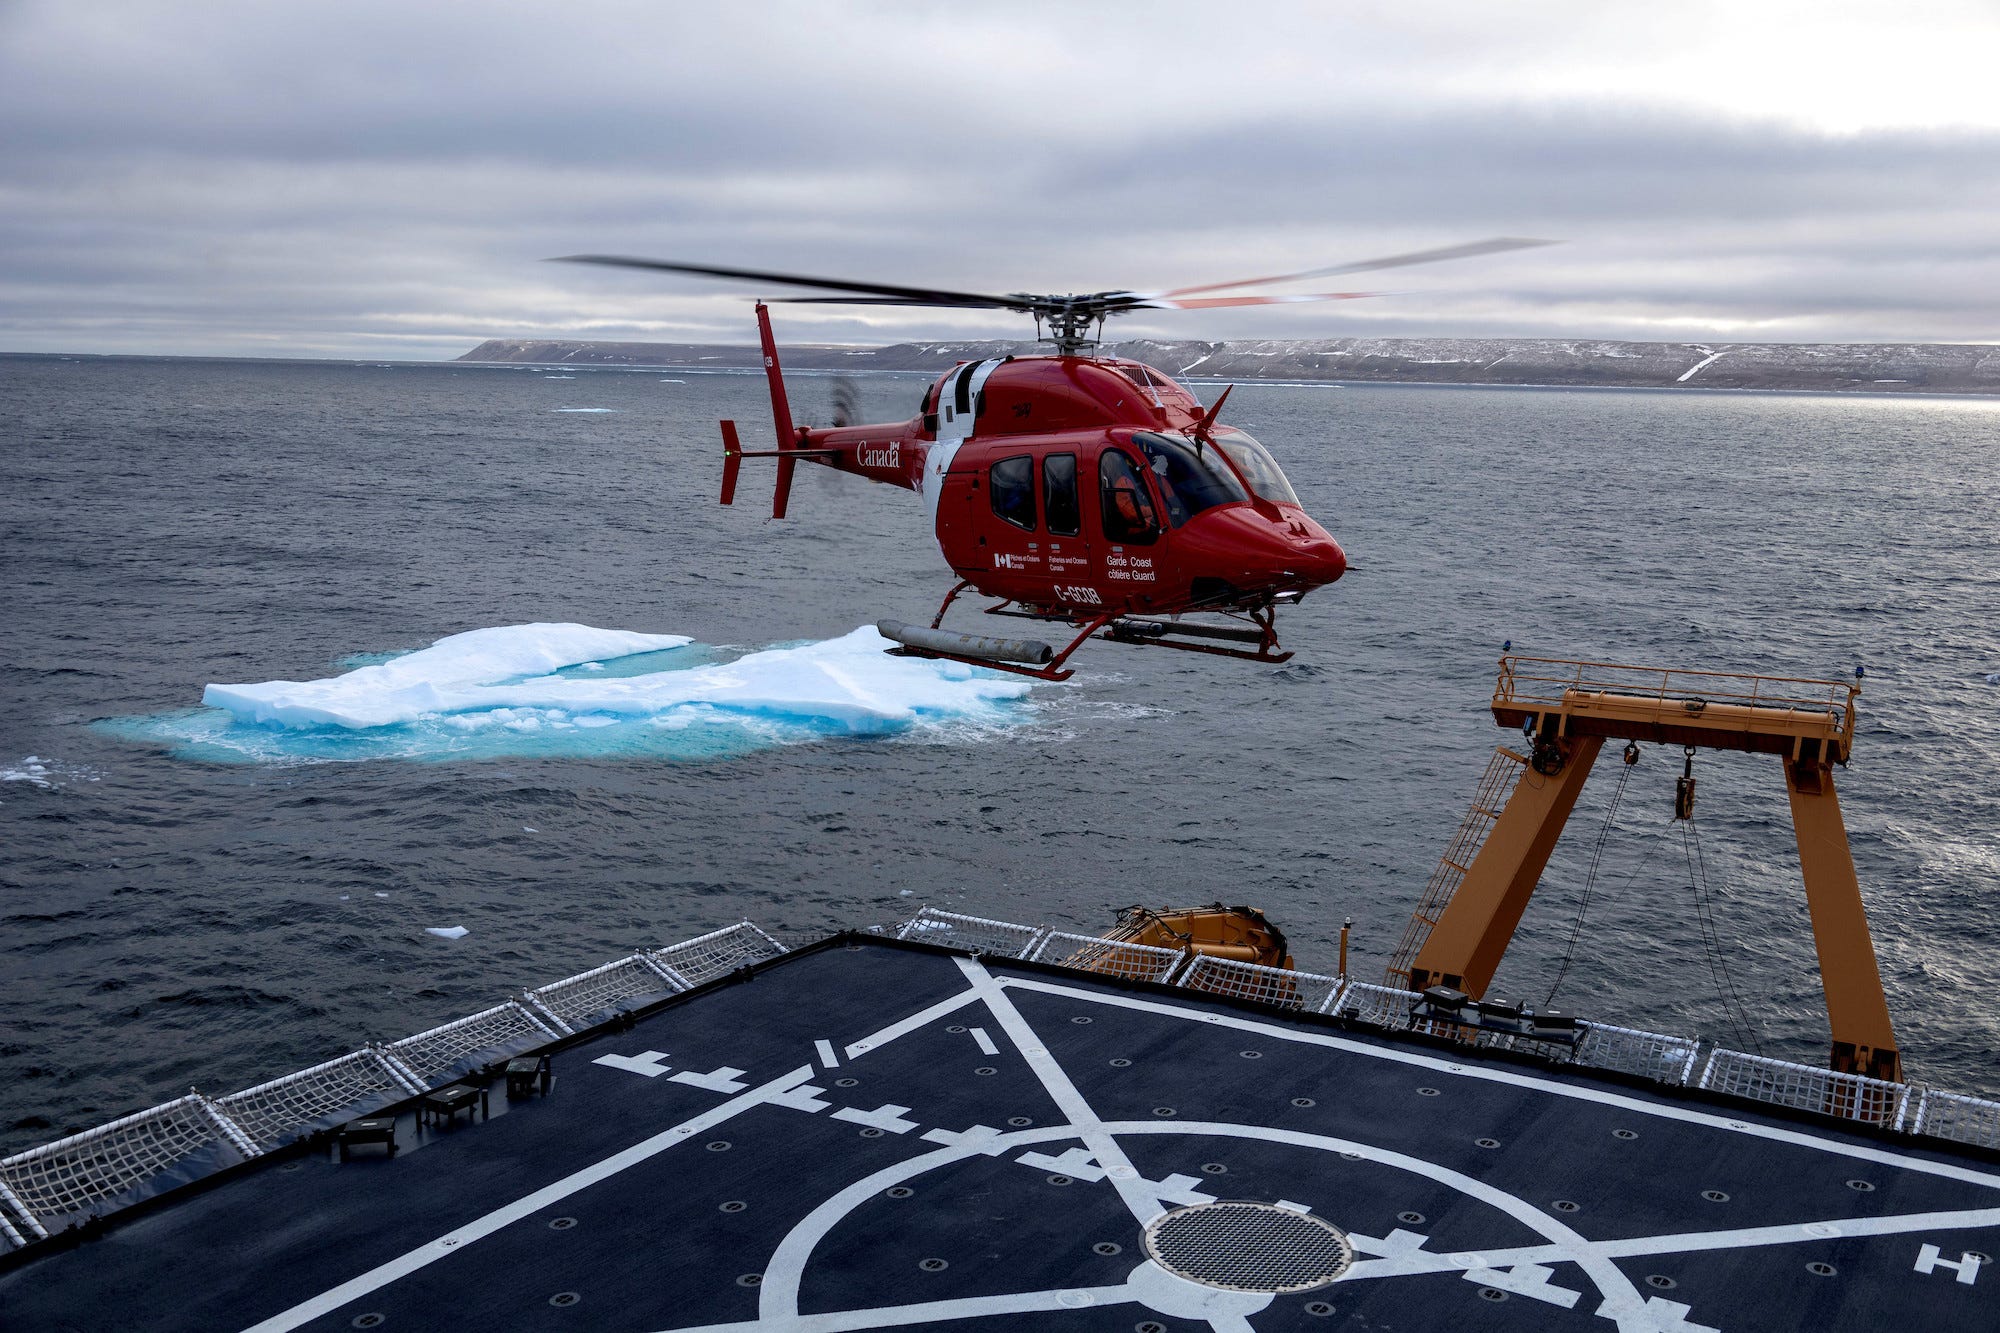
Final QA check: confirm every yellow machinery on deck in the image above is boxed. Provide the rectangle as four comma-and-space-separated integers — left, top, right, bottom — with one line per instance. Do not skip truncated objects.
1385, 655, 1899, 1082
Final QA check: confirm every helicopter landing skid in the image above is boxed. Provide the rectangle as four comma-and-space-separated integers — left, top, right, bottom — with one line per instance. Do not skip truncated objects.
981, 600, 1294, 667
1102, 625, 1294, 665
885, 611, 1114, 682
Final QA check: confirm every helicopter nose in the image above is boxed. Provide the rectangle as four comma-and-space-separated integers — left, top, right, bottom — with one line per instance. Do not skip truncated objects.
1265, 510, 1346, 587
1294, 534, 1347, 586
1179, 507, 1347, 592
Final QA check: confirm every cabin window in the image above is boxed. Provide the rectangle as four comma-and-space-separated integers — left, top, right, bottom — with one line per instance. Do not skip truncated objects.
1098, 449, 1160, 544
1132, 432, 1248, 527
990, 454, 1037, 531
1211, 428, 1301, 505
1043, 453, 1080, 537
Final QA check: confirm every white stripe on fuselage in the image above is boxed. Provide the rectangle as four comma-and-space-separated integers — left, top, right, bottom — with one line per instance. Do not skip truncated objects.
921, 359, 1005, 550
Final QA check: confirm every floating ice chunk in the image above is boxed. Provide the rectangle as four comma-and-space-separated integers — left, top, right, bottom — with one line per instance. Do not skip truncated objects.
204, 623, 693, 729
553, 407, 615, 413
203, 625, 1029, 735
579, 662, 606, 671
1986, 672, 2000, 684
522, 826, 538, 833
425, 926, 470, 940
2, 756, 53, 786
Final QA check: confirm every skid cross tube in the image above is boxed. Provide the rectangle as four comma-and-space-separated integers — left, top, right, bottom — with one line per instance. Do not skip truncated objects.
1403, 654, 1900, 1083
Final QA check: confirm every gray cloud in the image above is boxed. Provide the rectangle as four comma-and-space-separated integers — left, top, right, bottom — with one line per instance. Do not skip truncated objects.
3, 1, 1997, 356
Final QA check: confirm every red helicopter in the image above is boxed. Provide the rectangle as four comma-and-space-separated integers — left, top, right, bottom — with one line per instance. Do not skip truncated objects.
559, 239, 1548, 680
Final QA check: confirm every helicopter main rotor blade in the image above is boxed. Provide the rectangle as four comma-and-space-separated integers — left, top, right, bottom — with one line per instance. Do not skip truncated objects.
1159, 236, 1556, 299
550, 255, 1034, 311
1139, 290, 1386, 310
774, 296, 1028, 309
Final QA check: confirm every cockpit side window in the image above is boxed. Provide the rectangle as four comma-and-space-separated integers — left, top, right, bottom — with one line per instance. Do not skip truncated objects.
1098, 448, 1160, 544
1132, 432, 1248, 527
990, 454, 1037, 531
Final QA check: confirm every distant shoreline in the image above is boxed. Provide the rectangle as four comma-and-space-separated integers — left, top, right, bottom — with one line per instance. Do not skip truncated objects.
457, 336, 2000, 395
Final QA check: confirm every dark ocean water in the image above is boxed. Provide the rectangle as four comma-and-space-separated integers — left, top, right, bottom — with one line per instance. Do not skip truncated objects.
2, 352, 1997, 1155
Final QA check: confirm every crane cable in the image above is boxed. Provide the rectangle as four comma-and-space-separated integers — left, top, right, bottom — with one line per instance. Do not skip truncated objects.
1542, 742, 1639, 1007
1681, 809, 1763, 1055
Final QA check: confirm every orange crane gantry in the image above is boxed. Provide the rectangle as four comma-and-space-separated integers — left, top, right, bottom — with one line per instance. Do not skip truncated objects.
1388, 655, 1899, 1083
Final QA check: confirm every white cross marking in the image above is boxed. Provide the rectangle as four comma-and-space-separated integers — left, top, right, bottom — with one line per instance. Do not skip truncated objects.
592, 1050, 672, 1078
920, 1123, 1011, 1155
669, 1066, 749, 1093
768, 1082, 832, 1113
1017, 1147, 1107, 1182
1462, 1262, 1582, 1309
1145, 1172, 1216, 1207
1596, 1294, 1721, 1332
830, 1103, 920, 1134
1344, 1228, 1440, 1280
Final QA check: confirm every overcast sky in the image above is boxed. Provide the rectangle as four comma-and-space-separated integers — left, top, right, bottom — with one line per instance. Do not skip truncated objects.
3, 1, 1997, 358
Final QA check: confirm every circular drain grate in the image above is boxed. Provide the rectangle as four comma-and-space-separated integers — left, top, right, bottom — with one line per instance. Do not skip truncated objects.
1141, 1202, 1355, 1294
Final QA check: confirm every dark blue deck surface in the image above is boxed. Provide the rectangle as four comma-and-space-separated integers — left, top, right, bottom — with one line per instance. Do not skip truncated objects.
3, 938, 1996, 1331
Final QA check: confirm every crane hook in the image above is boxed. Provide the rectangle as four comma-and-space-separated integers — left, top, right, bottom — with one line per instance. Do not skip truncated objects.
1622, 740, 1641, 767
1673, 745, 1697, 821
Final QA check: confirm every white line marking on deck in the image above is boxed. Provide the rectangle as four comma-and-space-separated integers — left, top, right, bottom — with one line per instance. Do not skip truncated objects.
995, 975, 2000, 1193
842, 986, 982, 1060
952, 957, 1169, 1226
236, 1065, 819, 1333
814, 1039, 839, 1068
967, 1026, 998, 1055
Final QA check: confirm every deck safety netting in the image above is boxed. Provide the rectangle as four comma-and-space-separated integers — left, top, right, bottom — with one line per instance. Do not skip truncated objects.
1700, 1049, 1910, 1127
1027, 931, 1185, 985
1336, 980, 1425, 1031
532, 955, 681, 1030
895, 908, 1045, 958
217, 1050, 415, 1151
1911, 1088, 2000, 1150
1179, 956, 1341, 1013
386, 1002, 560, 1088
0, 1095, 251, 1234
1573, 1021, 1702, 1084
653, 922, 787, 987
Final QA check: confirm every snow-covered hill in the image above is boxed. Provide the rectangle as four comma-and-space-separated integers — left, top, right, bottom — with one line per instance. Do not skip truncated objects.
457, 337, 2000, 394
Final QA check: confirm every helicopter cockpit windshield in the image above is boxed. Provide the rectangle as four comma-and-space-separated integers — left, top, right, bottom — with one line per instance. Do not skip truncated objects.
1209, 428, 1301, 506
1132, 432, 1249, 527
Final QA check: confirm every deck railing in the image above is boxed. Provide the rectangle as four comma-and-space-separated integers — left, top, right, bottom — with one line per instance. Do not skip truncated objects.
1495, 654, 1858, 750
2, 907, 1990, 1252
0, 919, 785, 1248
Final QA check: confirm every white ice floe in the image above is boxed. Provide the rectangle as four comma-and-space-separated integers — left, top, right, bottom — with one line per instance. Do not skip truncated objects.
201, 624, 1031, 736
2, 756, 53, 786
553, 407, 615, 413
204, 624, 693, 728
425, 926, 470, 940
1986, 672, 2000, 684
